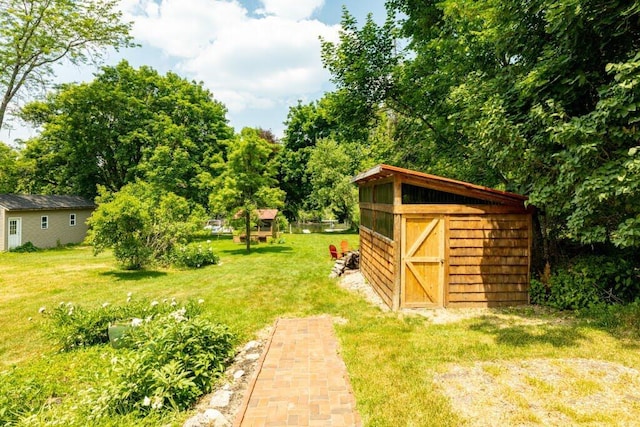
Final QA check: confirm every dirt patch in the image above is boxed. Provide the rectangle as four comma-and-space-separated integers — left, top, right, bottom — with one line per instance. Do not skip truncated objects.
435, 358, 640, 426
338, 270, 390, 312
338, 271, 570, 327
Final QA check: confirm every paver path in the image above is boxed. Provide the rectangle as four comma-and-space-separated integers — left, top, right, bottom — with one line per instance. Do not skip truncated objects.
234, 317, 361, 426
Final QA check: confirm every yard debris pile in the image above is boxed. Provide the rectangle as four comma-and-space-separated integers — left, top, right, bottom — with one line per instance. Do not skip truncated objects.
329, 250, 360, 278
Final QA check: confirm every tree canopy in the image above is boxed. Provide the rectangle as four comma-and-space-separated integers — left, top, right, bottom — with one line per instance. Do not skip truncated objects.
316, 0, 640, 255
210, 127, 285, 252
0, 0, 134, 131
19, 61, 232, 206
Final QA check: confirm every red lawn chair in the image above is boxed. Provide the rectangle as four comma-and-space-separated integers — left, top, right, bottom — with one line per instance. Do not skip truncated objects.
329, 244, 339, 260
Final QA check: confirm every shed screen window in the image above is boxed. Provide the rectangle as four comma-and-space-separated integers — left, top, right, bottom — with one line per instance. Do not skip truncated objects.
374, 211, 394, 239
374, 182, 393, 204
360, 208, 373, 229
360, 209, 394, 240
41, 216, 48, 229
401, 184, 496, 205
359, 186, 373, 203
70, 213, 76, 226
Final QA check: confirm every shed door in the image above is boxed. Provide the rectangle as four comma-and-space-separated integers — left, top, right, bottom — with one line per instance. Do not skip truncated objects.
401, 216, 445, 307
8, 217, 22, 249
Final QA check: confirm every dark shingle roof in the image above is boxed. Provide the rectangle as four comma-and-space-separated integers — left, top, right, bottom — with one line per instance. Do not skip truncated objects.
0, 194, 95, 211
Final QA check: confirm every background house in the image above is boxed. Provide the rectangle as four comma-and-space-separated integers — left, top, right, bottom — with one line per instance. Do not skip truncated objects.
233, 208, 279, 243
0, 194, 95, 251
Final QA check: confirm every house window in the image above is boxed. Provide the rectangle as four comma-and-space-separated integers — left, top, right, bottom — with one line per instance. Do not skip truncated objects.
70, 213, 76, 226
41, 216, 48, 229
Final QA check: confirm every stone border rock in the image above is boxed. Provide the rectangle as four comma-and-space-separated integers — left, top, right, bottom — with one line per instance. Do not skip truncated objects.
183, 327, 271, 427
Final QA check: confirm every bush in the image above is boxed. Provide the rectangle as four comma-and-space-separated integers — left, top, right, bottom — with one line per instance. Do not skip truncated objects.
529, 279, 548, 305
88, 313, 235, 417
171, 243, 219, 268
9, 241, 39, 253
88, 183, 206, 269
531, 255, 640, 310
43, 298, 203, 351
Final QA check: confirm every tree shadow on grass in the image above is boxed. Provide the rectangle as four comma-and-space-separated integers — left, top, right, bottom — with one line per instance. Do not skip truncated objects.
100, 270, 168, 281
220, 245, 294, 256
468, 315, 586, 348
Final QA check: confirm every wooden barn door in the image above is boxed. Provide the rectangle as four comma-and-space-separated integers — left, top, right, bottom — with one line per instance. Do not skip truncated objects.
401, 216, 445, 307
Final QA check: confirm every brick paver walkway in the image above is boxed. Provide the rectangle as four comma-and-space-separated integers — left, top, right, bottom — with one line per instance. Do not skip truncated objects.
234, 317, 362, 426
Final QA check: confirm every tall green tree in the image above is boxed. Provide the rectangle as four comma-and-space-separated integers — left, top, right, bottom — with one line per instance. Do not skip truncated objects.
0, 0, 134, 131
322, 0, 640, 255
19, 61, 232, 205
210, 128, 285, 252
306, 139, 367, 224
277, 99, 335, 219
0, 142, 19, 192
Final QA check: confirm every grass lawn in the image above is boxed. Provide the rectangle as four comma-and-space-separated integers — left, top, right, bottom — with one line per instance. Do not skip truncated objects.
1, 233, 639, 426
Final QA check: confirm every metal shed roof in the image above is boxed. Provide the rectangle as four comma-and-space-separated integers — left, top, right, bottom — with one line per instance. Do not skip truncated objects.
0, 194, 95, 211
353, 164, 528, 207
257, 209, 279, 220
234, 208, 279, 220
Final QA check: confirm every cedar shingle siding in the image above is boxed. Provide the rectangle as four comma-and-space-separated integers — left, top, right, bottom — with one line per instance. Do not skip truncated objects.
353, 164, 533, 309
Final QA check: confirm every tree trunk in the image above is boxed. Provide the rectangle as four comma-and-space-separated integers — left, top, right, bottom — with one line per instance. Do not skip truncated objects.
0, 94, 10, 132
245, 211, 251, 253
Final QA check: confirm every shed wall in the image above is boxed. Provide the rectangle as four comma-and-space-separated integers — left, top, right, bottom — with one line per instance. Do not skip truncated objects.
446, 214, 531, 307
360, 227, 395, 308
0, 208, 4, 251
8, 208, 93, 249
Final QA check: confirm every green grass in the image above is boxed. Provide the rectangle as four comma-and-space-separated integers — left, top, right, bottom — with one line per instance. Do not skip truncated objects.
1, 233, 640, 426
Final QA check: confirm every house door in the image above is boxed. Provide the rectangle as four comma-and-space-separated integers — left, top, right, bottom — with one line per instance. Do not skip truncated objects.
401, 216, 445, 307
8, 218, 22, 249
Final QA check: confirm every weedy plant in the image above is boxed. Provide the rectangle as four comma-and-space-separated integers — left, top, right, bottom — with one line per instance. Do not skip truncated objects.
171, 242, 220, 268
38, 298, 235, 421
86, 313, 235, 418
43, 298, 204, 351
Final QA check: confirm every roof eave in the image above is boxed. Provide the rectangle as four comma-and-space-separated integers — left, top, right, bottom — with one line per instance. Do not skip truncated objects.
352, 164, 529, 206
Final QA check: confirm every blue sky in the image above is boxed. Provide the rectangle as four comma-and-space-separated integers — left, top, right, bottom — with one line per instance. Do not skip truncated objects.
1, 0, 387, 144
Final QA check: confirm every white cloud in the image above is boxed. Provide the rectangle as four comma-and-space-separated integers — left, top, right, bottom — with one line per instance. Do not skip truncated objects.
256, 0, 324, 21
121, 0, 249, 58
120, 0, 340, 117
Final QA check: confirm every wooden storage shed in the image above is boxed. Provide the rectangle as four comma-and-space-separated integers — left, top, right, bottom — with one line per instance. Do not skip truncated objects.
353, 164, 533, 309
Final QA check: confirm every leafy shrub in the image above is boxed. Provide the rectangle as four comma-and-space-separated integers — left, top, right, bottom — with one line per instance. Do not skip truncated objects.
88, 313, 235, 417
531, 255, 640, 309
43, 298, 202, 351
529, 279, 548, 305
171, 243, 219, 268
88, 183, 206, 269
547, 269, 603, 309
9, 241, 39, 253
